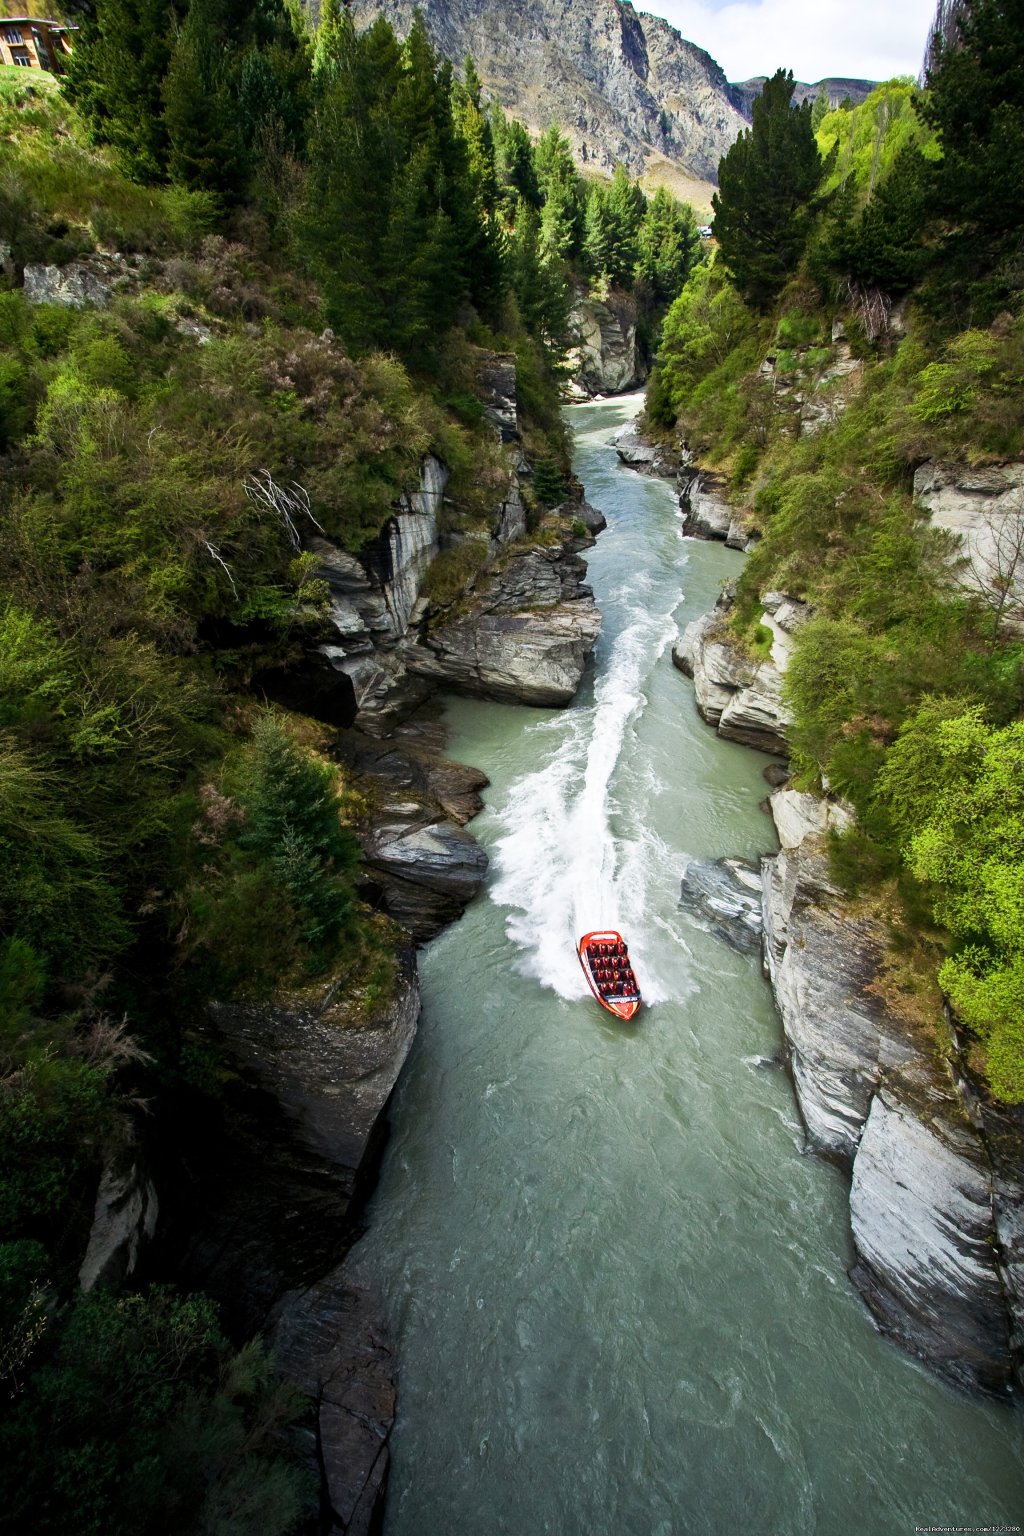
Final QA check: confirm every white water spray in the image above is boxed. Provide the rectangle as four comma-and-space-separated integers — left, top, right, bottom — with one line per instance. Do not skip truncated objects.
490, 566, 684, 1004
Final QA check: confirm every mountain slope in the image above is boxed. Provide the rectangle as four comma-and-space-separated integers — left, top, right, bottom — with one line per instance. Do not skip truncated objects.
730, 76, 878, 118
349, 0, 749, 205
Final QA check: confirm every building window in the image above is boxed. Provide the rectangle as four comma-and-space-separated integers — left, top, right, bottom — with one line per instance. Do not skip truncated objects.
12, 50, 33, 66
4, 28, 23, 44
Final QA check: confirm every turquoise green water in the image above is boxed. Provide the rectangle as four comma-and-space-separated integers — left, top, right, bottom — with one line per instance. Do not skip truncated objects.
349, 396, 1024, 1535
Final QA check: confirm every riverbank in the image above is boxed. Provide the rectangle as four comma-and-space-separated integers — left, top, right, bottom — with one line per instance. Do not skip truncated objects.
610, 408, 1024, 1395
342, 395, 1024, 1534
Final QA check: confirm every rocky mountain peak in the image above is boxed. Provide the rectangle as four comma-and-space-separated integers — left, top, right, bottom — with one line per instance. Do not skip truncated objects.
349, 0, 749, 206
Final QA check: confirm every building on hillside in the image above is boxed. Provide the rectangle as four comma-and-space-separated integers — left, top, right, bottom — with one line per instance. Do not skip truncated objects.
0, 16, 74, 72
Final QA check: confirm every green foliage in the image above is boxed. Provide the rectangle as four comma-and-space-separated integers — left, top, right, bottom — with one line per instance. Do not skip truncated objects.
162, 0, 246, 205
303, 11, 500, 367
0, 1287, 309, 1535
634, 186, 701, 309
420, 536, 489, 607
183, 713, 360, 994
876, 706, 1024, 1099
646, 260, 759, 431
712, 70, 827, 310
582, 165, 646, 287
920, 0, 1024, 320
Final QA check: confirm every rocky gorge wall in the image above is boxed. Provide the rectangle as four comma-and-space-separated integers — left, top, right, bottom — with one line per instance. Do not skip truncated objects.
32, 241, 611, 1531
565, 286, 647, 399
613, 428, 1024, 1396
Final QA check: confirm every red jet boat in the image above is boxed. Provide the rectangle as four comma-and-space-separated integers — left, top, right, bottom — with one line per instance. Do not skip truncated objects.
577, 930, 642, 1021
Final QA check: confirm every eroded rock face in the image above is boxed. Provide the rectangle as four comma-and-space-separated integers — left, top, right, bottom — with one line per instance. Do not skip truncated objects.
567, 287, 646, 397
185, 957, 420, 1530
915, 460, 1024, 616
762, 833, 910, 1161
24, 260, 114, 307
79, 1157, 158, 1293
272, 1279, 396, 1536
404, 525, 603, 707
761, 795, 1021, 1394
314, 456, 448, 713
678, 469, 734, 541
679, 856, 763, 953
850, 1091, 1011, 1394
674, 608, 792, 754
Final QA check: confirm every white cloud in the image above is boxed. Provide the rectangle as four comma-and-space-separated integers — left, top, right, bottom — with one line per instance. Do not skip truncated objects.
641, 0, 938, 83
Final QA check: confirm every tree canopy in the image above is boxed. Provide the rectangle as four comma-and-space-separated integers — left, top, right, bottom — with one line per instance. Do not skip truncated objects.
712, 69, 826, 310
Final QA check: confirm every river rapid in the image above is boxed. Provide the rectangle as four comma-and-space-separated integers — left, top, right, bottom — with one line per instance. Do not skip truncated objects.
348, 395, 1024, 1535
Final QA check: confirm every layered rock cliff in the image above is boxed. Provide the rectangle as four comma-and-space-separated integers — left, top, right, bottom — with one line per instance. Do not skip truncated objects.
673, 595, 1024, 1394
762, 792, 1023, 1395
673, 591, 799, 756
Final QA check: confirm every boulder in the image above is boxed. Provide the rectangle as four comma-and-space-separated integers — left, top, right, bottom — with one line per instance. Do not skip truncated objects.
612, 420, 679, 479
679, 856, 763, 953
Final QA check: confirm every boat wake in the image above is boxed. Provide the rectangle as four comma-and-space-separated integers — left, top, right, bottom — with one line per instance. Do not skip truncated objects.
490, 590, 684, 1005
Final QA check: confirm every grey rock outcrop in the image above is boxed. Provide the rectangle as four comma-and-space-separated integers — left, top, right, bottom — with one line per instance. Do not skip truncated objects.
476, 352, 519, 442
79, 1156, 158, 1292
678, 468, 734, 541
351, 0, 748, 196
914, 460, 1024, 619
309, 352, 603, 727
188, 957, 420, 1529
567, 287, 646, 397
404, 520, 602, 707
762, 813, 907, 1161
23, 260, 114, 308
314, 455, 448, 715
679, 856, 763, 953
272, 1279, 396, 1536
673, 599, 798, 755
613, 419, 681, 479
761, 792, 1021, 1394
340, 713, 489, 941
210, 960, 419, 1184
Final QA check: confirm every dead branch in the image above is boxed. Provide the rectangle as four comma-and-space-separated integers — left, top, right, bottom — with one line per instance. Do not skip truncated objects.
243, 470, 325, 552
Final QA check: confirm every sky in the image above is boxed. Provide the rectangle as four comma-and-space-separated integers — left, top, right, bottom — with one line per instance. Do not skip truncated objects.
639, 0, 939, 84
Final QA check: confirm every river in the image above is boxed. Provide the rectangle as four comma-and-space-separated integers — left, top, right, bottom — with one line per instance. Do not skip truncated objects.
348, 394, 1024, 1535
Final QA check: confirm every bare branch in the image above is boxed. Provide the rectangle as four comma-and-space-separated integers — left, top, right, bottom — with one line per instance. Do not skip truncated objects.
202, 539, 238, 600
243, 470, 325, 552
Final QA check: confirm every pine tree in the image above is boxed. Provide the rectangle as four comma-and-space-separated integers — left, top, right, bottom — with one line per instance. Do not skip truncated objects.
712, 69, 826, 310
62, 0, 174, 182
162, 0, 246, 203
811, 83, 831, 131
635, 186, 699, 305
536, 126, 584, 261
605, 163, 646, 285
920, 0, 1024, 317
495, 114, 542, 215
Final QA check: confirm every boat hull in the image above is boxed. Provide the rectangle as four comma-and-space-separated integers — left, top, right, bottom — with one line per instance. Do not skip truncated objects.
577, 930, 642, 1020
